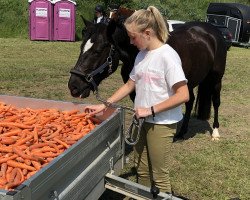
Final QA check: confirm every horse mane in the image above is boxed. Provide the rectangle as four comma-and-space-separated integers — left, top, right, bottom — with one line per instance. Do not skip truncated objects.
110, 6, 135, 22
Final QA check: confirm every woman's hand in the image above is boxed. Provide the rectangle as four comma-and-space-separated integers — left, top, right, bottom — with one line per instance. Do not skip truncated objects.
83, 104, 106, 116
135, 107, 152, 119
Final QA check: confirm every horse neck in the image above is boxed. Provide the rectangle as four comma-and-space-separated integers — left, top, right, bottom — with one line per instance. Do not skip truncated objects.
116, 44, 138, 75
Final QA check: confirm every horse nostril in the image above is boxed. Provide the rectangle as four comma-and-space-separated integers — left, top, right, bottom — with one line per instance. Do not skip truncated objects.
71, 88, 79, 96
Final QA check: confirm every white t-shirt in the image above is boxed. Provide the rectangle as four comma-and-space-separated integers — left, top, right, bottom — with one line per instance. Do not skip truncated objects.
129, 44, 187, 124
96, 16, 103, 23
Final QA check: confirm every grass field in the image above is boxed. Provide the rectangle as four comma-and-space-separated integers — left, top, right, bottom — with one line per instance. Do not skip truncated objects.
0, 38, 249, 200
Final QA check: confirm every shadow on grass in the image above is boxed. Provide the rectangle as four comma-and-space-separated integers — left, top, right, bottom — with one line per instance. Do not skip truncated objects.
177, 117, 213, 141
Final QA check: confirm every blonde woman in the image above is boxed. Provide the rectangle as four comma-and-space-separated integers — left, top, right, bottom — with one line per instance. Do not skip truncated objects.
85, 6, 189, 193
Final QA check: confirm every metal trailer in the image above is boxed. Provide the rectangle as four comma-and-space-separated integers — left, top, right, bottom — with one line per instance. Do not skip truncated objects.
206, 3, 250, 48
0, 95, 182, 200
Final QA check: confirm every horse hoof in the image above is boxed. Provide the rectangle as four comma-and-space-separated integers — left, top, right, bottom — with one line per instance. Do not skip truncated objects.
173, 136, 185, 143
211, 137, 220, 141
212, 128, 220, 138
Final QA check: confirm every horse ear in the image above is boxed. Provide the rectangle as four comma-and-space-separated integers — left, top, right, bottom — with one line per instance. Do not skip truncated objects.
80, 15, 93, 27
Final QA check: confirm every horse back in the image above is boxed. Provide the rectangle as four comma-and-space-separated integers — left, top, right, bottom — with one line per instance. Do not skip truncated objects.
168, 22, 227, 88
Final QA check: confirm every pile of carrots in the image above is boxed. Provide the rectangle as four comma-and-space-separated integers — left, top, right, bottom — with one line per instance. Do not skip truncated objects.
0, 101, 101, 190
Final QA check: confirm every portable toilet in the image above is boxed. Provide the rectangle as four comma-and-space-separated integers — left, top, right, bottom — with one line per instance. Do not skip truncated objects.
53, 0, 76, 41
28, 0, 54, 41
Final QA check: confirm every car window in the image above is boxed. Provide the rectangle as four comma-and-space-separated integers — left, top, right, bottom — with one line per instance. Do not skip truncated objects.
172, 24, 184, 29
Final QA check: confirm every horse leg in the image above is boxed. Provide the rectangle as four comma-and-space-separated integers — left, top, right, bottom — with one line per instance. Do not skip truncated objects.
173, 88, 195, 142
211, 81, 222, 141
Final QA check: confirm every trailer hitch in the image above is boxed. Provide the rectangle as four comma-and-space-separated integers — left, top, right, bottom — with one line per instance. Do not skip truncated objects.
105, 173, 183, 200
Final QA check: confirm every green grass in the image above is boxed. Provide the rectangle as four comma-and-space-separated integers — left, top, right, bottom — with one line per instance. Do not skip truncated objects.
0, 38, 249, 200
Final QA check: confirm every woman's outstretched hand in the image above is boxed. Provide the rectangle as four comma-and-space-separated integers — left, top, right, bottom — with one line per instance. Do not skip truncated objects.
83, 104, 106, 116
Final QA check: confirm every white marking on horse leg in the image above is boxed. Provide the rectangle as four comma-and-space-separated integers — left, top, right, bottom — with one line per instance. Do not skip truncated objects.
83, 39, 93, 53
211, 128, 220, 141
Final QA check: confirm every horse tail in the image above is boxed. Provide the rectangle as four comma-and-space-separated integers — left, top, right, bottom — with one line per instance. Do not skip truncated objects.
194, 77, 213, 120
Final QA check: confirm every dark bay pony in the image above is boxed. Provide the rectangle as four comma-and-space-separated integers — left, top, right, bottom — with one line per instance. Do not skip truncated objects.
68, 8, 227, 142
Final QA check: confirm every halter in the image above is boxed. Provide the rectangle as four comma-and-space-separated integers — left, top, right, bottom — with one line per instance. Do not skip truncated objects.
70, 44, 115, 91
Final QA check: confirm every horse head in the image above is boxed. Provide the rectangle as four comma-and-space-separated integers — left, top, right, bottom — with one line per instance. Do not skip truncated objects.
68, 17, 120, 98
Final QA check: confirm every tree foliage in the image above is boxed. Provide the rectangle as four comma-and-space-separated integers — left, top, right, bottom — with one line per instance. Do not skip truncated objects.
0, 0, 249, 39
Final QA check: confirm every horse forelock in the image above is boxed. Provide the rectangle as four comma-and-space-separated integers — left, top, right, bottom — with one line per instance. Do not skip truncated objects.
81, 23, 107, 53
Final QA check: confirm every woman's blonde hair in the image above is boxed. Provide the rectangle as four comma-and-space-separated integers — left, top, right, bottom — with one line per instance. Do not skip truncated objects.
124, 6, 169, 43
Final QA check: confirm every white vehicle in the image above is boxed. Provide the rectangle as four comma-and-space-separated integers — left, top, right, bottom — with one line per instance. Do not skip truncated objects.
167, 20, 185, 32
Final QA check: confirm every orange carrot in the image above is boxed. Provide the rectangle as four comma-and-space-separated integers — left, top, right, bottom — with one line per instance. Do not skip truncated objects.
2, 115, 20, 123
88, 123, 95, 130
44, 130, 60, 140
12, 146, 41, 162
5, 172, 11, 183
72, 112, 88, 118
46, 157, 54, 162
14, 168, 22, 184
62, 110, 79, 115
88, 116, 102, 125
31, 161, 41, 170
5, 181, 21, 190
22, 169, 28, 176
16, 168, 24, 182
68, 134, 84, 141
24, 159, 31, 166
0, 146, 13, 153
0, 102, 99, 190
15, 157, 25, 163
53, 138, 70, 149
9, 168, 17, 183
0, 178, 7, 185
33, 127, 39, 143
87, 119, 95, 130
31, 152, 60, 158
7, 160, 36, 171
39, 116, 56, 126
64, 140, 76, 145
1, 137, 16, 145
0, 122, 33, 129
0, 129, 20, 137
6, 166, 13, 174
23, 119, 37, 126
29, 142, 59, 153
1, 163, 7, 179
0, 155, 18, 164
14, 135, 34, 146
40, 146, 57, 153
26, 171, 36, 179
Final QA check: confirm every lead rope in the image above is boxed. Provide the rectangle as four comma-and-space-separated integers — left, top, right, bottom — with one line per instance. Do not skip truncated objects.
95, 89, 144, 145
124, 114, 144, 145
